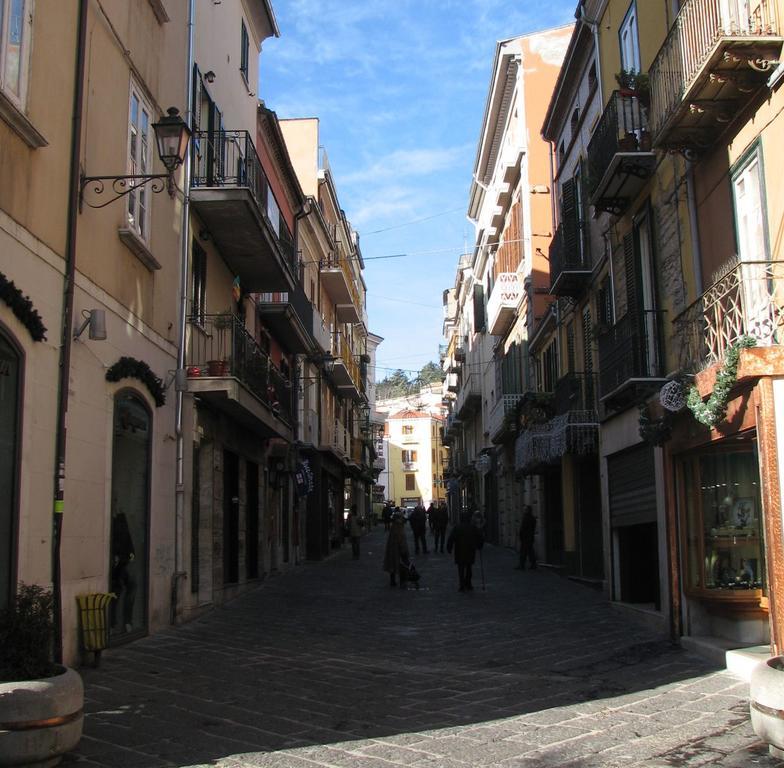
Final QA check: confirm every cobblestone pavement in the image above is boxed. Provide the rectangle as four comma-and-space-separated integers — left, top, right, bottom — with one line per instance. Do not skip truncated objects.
66, 527, 784, 768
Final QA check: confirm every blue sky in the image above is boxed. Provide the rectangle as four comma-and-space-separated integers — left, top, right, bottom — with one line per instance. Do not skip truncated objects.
260, 0, 576, 382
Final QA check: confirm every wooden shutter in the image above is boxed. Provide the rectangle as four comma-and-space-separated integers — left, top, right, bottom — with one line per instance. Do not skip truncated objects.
561, 177, 579, 264
473, 283, 486, 333
623, 231, 638, 320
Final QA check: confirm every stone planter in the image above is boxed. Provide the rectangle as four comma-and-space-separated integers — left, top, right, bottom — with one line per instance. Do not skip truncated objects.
751, 655, 784, 758
0, 666, 84, 767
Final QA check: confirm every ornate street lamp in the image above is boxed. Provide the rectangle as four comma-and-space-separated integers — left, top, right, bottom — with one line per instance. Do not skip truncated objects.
80, 106, 191, 209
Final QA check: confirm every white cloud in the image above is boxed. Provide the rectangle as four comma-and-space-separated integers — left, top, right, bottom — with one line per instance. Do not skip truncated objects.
342, 145, 472, 186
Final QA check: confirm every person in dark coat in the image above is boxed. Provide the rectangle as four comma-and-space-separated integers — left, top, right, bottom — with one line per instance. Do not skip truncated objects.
446, 511, 484, 591
517, 505, 537, 570
432, 502, 449, 553
383, 513, 409, 587
110, 511, 137, 632
409, 504, 428, 554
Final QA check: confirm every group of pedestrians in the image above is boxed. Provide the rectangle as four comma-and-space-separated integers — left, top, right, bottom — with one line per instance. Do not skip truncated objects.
382, 503, 484, 592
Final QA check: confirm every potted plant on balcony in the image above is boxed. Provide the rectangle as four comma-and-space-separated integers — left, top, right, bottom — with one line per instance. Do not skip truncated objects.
207, 310, 233, 377
615, 69, 650, 107
0, 584, 84, 767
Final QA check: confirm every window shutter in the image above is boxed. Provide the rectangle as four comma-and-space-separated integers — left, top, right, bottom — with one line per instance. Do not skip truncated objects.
623, 232, 638, 320
473, 284, 486, 333
561, 177, 579, 264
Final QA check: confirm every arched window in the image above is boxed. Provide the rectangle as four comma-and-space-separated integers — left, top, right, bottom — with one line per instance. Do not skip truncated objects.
109, 391, 151, 642
0, 329, 21, 611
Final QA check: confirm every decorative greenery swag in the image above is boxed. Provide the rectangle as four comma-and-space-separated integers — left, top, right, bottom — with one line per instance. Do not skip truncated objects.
105, 356, 166, 407
686, 336, 756, 427
0, 271, 47, 342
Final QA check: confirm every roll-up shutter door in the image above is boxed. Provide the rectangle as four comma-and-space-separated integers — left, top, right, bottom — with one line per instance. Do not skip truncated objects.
607, 444, 656, 527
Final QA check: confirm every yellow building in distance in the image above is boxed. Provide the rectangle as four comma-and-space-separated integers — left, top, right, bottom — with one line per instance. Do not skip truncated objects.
385, 410, 447, 507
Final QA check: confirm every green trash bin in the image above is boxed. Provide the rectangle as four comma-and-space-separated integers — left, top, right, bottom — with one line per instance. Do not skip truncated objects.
76, 592, 114, 666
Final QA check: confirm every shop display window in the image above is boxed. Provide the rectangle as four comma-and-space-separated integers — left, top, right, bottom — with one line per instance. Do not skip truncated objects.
679, 441, 764, 596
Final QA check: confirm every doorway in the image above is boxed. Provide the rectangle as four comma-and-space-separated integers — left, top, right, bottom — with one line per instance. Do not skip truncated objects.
543, 470, 564, 566
246, 461, 259, 578
0, 331, 20, 611
223, 450, 239, 584
109, 392, 151, 641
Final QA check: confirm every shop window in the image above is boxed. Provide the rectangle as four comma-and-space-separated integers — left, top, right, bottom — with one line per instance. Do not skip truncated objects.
679, 442, 764, 596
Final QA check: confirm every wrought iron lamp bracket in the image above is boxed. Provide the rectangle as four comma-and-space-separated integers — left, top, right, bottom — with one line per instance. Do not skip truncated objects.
79, 172, 173, 211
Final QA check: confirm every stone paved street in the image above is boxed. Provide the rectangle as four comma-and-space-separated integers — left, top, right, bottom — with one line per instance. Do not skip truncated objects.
66, 527, 784, 768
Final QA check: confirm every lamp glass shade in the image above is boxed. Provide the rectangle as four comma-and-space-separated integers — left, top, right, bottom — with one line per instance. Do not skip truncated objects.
322, 354, 337, 374
153, 107, 191, 172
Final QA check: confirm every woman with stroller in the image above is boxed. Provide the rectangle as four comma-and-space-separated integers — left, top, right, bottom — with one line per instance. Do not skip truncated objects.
383, 511, 413, 588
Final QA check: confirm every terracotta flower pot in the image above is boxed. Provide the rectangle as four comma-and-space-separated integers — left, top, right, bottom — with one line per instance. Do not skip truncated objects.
0, 666, 84, 767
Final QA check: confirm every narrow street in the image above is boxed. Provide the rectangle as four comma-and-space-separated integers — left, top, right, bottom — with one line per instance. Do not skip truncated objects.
67, 527, 780, 768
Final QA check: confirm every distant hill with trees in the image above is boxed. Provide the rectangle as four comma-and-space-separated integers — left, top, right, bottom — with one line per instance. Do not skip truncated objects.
376, 361, 443, 401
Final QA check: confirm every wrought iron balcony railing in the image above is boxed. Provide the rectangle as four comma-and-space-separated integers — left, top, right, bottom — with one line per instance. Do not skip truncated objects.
673, 259, 784, 370
186, 313, 292, 424
598, 311, 665, 400
587, 91, 655, 216
554, 372, 598, 415
649, 0, 782, 148
549, 220, 591, 297
487, 393, 525, 441
191, 129, 297, 271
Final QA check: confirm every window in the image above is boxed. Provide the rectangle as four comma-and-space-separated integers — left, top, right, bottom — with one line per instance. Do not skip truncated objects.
570, 108, 580, 141
402, 424, 414, 435
540, 339, 558, 392
402, 450, 417, 464
431, 448, 436, 463
0, 0, 31, 108
566, 322, 575, 373
127, 83, 153, 239
588, 61, 597, 92
405, 474, 416, 491
619, 2, 641, 73
191, 241, 207, 325
240, 20, 249, 83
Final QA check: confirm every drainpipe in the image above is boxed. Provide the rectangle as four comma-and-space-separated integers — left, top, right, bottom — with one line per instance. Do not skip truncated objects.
52, 0, 88, 664
684, 159, 703, 296
172, 0, 195, 624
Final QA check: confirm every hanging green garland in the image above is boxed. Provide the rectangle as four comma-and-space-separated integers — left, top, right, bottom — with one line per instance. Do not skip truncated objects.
106, 356, 166, 407
686, 336, 756, 427
0, 271, 47, 341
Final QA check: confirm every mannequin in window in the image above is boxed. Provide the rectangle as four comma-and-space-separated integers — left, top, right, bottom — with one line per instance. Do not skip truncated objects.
111, 510, 137, 633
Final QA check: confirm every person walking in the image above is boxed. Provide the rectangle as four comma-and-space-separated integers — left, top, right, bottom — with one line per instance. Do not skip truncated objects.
346, 504, 362, 559
409, 503, 428, 554
517, 505, 537, 570
432, 502, 448, 553
382, 503, 392, 531
446, 511, 484, 592
383, 512, 409, 587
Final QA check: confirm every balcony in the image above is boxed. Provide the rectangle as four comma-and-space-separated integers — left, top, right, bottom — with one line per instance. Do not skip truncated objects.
402, 461, 417, 471
256, 286, 314, 353
598, 311, 667, 410
185, 313, 292, 440
349, 436, 364, 466
321, 418, 349, 458
456, 373, 482, 418
649, 0, 783, 151
311, 314, 332, 354
191, 130, 296, 291
554, 372, 598, 415
445, 372, 459, 392
587, 92, 656, 216
321, 234, 362, 323
301, 408, 319, 445
549, 222, 591, 297
330, 330, 362, 400
487, 272, 523, 336
674, 259, 784, 370
373, 456, 386, 472
488, 394, 525, 443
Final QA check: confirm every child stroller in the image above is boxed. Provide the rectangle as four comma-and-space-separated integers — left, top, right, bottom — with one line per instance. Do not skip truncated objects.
399, 555, 420, 589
